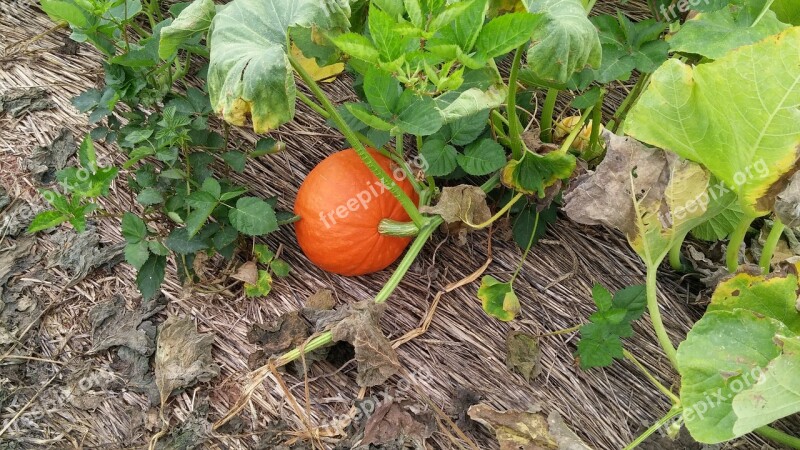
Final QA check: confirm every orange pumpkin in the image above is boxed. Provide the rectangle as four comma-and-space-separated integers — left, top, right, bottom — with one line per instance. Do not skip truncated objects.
294, 148, 419, 276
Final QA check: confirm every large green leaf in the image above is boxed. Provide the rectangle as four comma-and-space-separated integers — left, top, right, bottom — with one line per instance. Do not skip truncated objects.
677, 267, 800, 443
591, 13, 669, 83
159, 0, 216, 59
522, 0, 601, 87
501, 151, 575, 197
474, 12, 542, 59
732, 335, 800, 435
626, 27, 800, 218
208, 0, 351, 133
669, 5, 789, 59
677, 309, 789, 443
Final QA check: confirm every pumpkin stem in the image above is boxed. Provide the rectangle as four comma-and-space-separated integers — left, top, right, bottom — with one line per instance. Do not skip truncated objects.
378, 219, 420, 237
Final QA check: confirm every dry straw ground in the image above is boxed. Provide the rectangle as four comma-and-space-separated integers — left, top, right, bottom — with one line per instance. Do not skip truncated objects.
0, 1, 793, 449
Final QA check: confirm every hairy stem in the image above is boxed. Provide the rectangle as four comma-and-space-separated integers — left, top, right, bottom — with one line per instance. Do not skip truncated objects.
585, 90, 605, 161
668, 239, 683, 271
756, 426, 800, 449
289, 54, 424, 227
607, 74, 650, 133
378, 219, 420, 237
506, 45, 526, 159
621, 406, 682, 450
540, 88, 559, 143
726, 215, 755, 272
466, 192, 523, 229
623, 349, 680, 404
760, 218, 785, 274
647, 267, 678, 368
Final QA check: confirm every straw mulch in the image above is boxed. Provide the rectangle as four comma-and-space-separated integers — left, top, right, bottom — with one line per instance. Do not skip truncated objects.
0, 2, 794, 449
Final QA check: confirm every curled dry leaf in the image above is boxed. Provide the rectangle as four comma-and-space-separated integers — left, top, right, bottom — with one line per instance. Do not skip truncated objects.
361, 400, 436, 449
774, 171, 800, 228
155, 316, 220, 406
305, 288, 336, 311
564, 131, 715, 268
247, 311, 309, 369
468, 404, 592, 450
231, 260, 258, 285
420, 185, 491, 244
327, 300, 400, 387
421, 184, 492, 226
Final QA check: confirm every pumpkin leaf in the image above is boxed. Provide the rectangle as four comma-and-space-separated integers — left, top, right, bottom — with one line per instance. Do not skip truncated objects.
331, 32, 380, 63
731, 335, 800, 436
420, 139, 458, 176
436, 84, 508, 124
626, 28, 800, 218
677, 267, 800, 443
591, 13, 669, 83
420, 185, 492, 227
501, 151, 575, 197
456, 138, 506, 176
564, 132, 721, 269
669, 4, 789, 60
289, 44, 345, 82
522, 0, 601, 87
158, 0, 215, 59
229, 197, 278, 236
207, 0, 351, 133
467, 404, 592, 450
689, 178, 743, 241
477, 275, 520, 321
329, 301, 400, 387
155, 316, 220, 406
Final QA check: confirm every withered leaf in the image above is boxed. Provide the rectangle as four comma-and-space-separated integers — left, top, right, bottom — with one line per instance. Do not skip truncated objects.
155, 316, 220, 406
305, 289, 335, 311
775, 171, 800, 228
329, 301, 400, 387
90, 294, 164, 355
468, 404, 558, 450
361, 400, 436, 449
506, 331, 542, 382
420, 185, 491, 228
469, 405, 592, 450
0, 87, 55, 118
48, 226, 125, 287
26, 128, 77, 184
232, 260, 258, 285
247, 311, 309, 369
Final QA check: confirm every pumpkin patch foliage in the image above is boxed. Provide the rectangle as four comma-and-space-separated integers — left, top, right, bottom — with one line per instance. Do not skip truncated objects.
29, 0, 800, 447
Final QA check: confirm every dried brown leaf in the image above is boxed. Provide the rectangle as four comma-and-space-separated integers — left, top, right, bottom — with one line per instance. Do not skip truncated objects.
361, 400, 436, 449
247, 311, 309, 369
506, 331, 542, 382
775, 171, 800, 228
468, 404, 592, 450
420, 185, 492, 227
232, 260, 258, 285
329, 301, 400, 387
155, 316, 220, 406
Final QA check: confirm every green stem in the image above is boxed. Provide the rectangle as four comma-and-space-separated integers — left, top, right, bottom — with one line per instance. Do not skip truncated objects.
668, 239, 683, 271
751, 0, 776, 27
756, 426, 800, 449
540, 88, 559, 143
510, 211, 539, 283
760, 218, 785, 274
395, 131, 404, 157
277, 176, 503, 367
506, 45, 526, 160
727, 215, 755, 272
621, 406, 683, 450
623, 349, 680, 404
646, 267, 678, 368
296, 91, 329, 118
558, 105, 594, 154
289, 54, 424, 227
607, 74, 650, 133
466, 192, 523, 229
378, 219, 420, 237
585, 90, 605, 161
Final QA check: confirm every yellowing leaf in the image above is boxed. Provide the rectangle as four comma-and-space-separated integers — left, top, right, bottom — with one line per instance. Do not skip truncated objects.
626, 27, 800, 218
290, 44, 344, 83
477, 275, 520, 322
